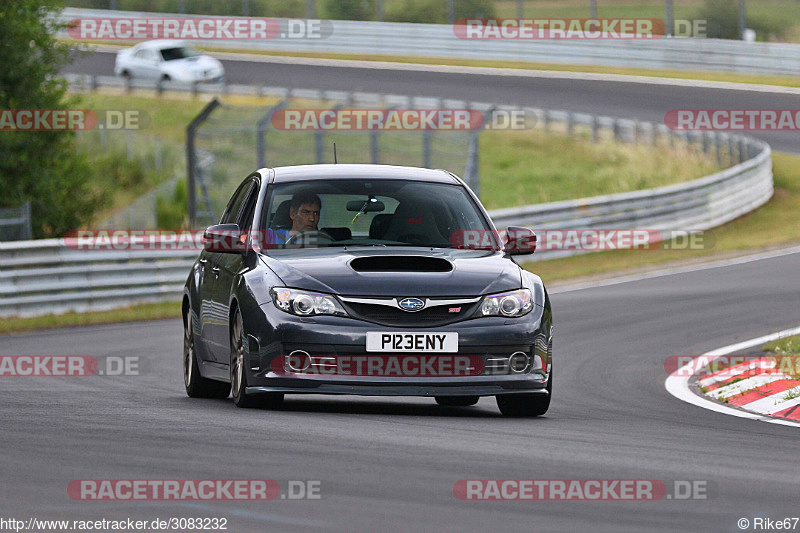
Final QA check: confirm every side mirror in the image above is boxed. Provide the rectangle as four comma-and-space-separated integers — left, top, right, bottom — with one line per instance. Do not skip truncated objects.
203, 224, 246, 253
504, 227, 536, 256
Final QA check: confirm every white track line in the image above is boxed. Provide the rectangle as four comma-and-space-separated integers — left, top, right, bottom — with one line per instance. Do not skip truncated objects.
551, 245, 800, 295
665, 325, 800, 427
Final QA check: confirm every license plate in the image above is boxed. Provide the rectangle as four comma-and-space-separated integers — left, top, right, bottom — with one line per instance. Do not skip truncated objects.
366, 332, 458, 352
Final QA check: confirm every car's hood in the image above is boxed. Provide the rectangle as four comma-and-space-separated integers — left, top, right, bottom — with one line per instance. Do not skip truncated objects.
259, 248, 521, 297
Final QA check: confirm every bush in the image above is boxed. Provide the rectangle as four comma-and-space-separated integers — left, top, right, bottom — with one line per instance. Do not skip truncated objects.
0, 0, 103, 238
696, 0, 791, 41
156, 179, 188, 229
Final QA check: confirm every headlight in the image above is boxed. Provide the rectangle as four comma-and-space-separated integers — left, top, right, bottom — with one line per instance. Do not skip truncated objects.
479, 289, 533, 318
271, 287, 347, 317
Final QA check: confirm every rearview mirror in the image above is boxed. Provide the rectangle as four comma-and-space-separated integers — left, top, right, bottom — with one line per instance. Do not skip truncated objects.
203, 224, 246, 253
346, 200, 385, 212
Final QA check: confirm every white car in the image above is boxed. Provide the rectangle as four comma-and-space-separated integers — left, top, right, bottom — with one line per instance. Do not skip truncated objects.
114, 40, 225, 83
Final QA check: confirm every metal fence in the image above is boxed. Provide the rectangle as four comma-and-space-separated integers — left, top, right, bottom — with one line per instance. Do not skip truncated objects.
59, 7, 800, 76
186, 91, 476, 227
0, 203, 32, 242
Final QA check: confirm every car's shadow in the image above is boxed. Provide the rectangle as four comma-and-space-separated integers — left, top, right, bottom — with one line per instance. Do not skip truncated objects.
264, 397, 502, 417
175, 395, 506, 417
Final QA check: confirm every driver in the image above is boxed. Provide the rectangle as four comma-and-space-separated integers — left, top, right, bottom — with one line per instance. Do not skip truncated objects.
268, 192, 321, 245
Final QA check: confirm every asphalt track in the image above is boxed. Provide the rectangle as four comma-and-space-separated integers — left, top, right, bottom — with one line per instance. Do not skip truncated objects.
64, 50, 800, 153
3, 49, 795, 531
2, 250, 800, 532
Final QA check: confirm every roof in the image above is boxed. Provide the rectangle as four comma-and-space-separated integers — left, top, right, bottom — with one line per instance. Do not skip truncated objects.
132, 39, 187, 50
267, 164, 459, 184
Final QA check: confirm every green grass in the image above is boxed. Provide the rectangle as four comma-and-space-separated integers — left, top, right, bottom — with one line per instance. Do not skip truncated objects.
74, 90, 716, 222
763, 334, 800, 355
478, 128, 718, 208
521, 152, 800, 283
0, 301, 181, 336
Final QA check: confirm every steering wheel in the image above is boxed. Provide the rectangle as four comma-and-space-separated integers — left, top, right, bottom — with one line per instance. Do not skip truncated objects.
396, 233, 429, 246
284, 230, 335, 247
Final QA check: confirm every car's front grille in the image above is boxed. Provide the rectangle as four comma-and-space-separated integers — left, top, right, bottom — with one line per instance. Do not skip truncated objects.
340, 301, 481, 327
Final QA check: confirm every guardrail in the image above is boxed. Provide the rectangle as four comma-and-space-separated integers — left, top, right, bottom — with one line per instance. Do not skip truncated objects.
59, 7, 800, 77
0, 74, 772, 318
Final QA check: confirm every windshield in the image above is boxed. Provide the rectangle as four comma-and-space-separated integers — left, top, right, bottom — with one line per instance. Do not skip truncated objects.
259, 179, 499, 251
160, 46, 199, 61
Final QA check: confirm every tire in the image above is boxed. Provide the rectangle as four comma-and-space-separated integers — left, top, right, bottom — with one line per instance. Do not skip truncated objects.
496, 370, 552, 417
184, 307, 230, 399
435, 396, 480, 407
230, 307, 283, 409
161, 74, 171, 81
120, 69, 131, 79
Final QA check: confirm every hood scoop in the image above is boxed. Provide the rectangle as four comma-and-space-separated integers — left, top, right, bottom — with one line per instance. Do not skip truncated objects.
350, 256, 453, 273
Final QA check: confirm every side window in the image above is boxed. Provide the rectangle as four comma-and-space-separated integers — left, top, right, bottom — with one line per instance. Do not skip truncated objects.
220, 180, 255, 226
236, 180, 260, 230
133, 49, 147, 59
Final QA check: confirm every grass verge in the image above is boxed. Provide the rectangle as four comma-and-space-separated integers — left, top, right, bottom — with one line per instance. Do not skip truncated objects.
0, 301, 181, 336
522, 152, 800, 283
763, 335, 800, 356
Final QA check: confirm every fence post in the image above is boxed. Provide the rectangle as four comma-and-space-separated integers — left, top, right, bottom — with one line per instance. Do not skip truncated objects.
370, 128, 380, 164
613, 118, 621, 142
126, 130, 134, 161
257, 100, 288, 168
567, 112, 575, 137
22, 202, 32, 240
423, 129, 432, 168
186, 98, 221, 228
465, 129, 480, 197
591, 115, 599, 143
155, 136, 162, 172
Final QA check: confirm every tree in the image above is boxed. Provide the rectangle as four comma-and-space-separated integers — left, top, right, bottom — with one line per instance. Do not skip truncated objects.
0, 0, 102, 238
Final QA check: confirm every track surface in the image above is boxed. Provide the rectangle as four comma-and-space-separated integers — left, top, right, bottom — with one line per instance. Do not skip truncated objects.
65, 50, 800, 153
6, 49, 795, 531
2, 251, 800, 531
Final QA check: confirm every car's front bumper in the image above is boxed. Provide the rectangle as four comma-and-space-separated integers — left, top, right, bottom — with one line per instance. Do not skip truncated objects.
241, 301, 552, 397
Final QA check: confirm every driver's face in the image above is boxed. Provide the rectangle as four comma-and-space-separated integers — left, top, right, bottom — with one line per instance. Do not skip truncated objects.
290, 202, 320, 232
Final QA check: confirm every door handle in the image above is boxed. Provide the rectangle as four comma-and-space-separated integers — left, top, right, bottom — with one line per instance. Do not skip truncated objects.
199, 258, 207, 264
211, 266, 220, 277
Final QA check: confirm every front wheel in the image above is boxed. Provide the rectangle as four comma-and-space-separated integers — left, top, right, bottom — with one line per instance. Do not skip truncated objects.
496, 371, 552, 417
230, 308, 283, 409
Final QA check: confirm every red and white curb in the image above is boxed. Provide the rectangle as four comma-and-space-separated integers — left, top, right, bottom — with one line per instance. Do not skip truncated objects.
665, 326, 800, 427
